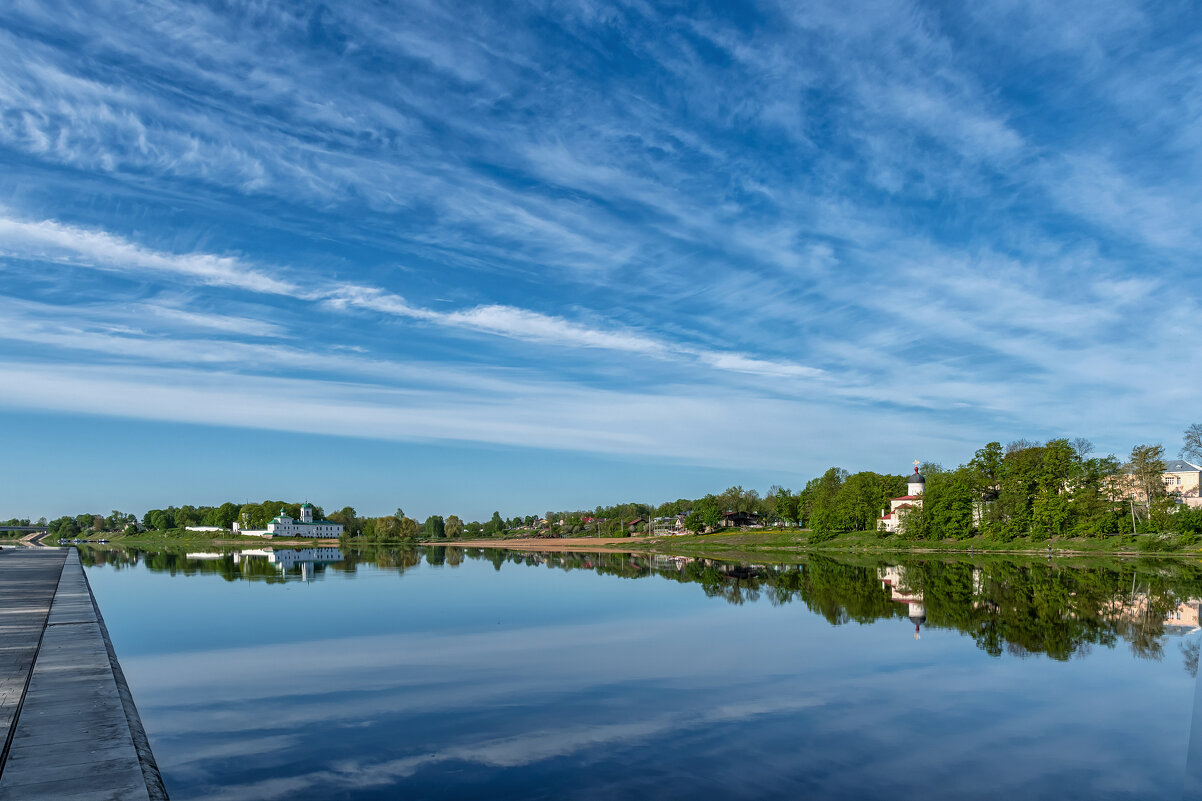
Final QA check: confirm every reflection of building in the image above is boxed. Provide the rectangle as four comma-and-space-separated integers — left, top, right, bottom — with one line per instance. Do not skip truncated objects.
879, 464, 925, 534
879, 565, 926, 639
1106, 595, 1202, 635
236, 503, 343, 538
232, 547, 344, 581
651, 554, 694, 571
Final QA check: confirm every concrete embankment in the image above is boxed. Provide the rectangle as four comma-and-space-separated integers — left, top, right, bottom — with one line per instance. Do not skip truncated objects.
0, 548, 167, 800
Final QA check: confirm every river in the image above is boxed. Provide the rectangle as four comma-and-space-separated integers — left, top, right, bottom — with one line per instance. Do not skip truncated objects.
79, 546, 1202, 800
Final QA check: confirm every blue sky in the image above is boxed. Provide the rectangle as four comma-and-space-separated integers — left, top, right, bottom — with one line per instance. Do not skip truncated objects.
1, 0, 1199, 520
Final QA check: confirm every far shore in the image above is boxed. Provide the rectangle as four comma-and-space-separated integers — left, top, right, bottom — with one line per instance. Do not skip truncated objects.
50, 528, 1202, 560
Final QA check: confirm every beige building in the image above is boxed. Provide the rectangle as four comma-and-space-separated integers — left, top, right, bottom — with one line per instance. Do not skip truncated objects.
1163, 460, 1202, 508
1111, 459, 1202, 509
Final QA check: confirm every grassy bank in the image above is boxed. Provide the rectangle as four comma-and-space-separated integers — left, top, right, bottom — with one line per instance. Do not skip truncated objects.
619, 528, 1202, 562
53, 528, 339, 548
58, 526, 1202, 564
437, 528, 1201, 563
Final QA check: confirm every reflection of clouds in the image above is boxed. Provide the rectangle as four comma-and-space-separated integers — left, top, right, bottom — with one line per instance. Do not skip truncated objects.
188, 697, 826, 801
132, 610, 892, 743
124, 595, 1197, 800
160, 734, 302, 780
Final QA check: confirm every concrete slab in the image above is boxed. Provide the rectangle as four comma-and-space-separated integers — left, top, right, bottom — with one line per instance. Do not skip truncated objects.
0, 550, 167, 800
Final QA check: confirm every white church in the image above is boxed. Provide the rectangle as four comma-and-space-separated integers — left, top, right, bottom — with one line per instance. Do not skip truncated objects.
878, 463, 925, 534
235, 503, 343, 539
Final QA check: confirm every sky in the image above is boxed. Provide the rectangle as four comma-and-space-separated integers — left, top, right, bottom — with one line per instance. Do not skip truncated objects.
1, 0, 1200, 520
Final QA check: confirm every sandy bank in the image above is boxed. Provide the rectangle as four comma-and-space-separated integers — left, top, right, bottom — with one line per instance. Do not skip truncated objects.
449, 537, 651, 552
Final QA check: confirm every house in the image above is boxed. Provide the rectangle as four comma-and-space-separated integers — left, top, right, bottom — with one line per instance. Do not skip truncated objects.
652, 515, 688, 536
720, 511, 762, 528
626, 518, 646, 533
236, 503, 344, 538
879, 463, 925, 534
1164, 460, 1202, 508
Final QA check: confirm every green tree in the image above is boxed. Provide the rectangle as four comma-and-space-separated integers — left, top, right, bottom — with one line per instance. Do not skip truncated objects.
997, 443, 1044, 539
770, 487, 799, 527
1070, 454, 1123, 537
484, 511, 505, 536
1031, 439, 1076, 539
398, 516, 420, 539
445, 515, 464, 538
684, 511, 705, 534
424, 515, 445, 539
1127, 443, 1167, 527
808, 468, 848, 534
698, 496, 722, 531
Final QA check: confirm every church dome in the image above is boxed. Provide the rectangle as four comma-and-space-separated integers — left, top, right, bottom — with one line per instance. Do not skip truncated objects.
910, 472, 925, 484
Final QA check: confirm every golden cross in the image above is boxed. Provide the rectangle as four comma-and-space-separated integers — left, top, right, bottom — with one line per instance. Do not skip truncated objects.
913, 459, 919, 470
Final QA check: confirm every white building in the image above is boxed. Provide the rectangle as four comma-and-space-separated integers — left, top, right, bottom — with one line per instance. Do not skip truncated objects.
236, 503, 343, 538
878, 464, 925, 534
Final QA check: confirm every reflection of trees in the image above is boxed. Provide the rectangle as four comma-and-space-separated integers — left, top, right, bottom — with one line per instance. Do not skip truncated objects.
469, 550, 1202, 669
1181, 639, 1200, 678
83, 544, 1202, 672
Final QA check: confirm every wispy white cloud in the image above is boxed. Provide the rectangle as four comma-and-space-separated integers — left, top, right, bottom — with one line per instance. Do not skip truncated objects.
0, 215, 296, 294
0, 215, 826, 380
1, 0, 1200, 486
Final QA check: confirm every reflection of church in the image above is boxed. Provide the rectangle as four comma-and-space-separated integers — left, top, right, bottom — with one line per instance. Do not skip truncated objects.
232, 547, 344, 581
878, 463, 925, 534
879, 565, 926, 639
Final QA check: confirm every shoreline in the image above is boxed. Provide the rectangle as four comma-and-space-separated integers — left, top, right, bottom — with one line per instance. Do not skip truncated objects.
62, 530, 1202, 561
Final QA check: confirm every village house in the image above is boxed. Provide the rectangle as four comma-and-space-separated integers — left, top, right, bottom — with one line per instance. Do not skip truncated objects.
652, 515, 688, 536
719, 511, 763, 528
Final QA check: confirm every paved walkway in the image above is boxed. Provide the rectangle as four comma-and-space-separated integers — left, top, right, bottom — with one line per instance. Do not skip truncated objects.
0, 549, 167, 800
0, 549, 65, 764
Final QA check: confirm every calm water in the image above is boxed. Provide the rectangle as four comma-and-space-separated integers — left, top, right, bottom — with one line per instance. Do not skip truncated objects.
79, 546, 1202, 801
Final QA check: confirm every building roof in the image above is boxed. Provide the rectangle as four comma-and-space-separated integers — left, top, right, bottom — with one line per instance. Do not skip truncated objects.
1165, 460, 1202, 473
301, 502, 314, 508
892, 495, 921, 501
909, 472, 925, 484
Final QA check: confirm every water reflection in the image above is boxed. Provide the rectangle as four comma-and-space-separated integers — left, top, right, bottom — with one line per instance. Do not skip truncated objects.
78, 546, 1202, 800
79, 545, 1202, 667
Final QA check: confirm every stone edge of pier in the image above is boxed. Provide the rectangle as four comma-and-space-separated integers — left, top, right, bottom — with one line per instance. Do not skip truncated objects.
79, 553, 169, 800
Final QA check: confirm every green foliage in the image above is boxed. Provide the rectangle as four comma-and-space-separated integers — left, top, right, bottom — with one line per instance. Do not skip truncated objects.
916, 467, 976, 539
698, 496, 722, 530
423, 515, 445, 539
484, 511, 505, 536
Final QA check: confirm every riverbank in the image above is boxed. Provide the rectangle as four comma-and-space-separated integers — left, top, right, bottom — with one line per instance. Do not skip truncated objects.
56, 530, 341, 549
441, 528, 1202, 562
61, 527, 1202, 563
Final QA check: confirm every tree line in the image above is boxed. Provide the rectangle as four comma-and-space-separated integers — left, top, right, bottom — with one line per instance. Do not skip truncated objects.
30, 423, 1202, 543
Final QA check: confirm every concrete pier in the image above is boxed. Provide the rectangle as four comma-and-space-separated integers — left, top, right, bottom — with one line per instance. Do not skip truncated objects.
0, 549, 167, 800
